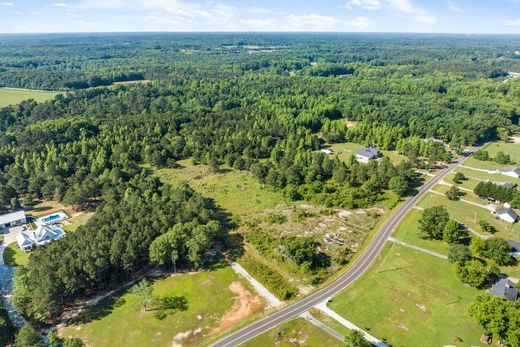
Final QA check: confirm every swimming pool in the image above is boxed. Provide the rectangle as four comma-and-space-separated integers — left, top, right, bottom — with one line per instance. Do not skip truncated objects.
42, 215, 60, 223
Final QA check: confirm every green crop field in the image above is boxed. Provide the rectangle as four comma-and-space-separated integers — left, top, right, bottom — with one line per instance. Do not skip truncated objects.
241, 317, 344, 347
329, 243, 484, 347
0, 88, 58, 107
60, 265, 265, 347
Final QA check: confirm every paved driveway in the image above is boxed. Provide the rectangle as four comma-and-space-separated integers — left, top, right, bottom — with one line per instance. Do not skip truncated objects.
0, 234, 25, 327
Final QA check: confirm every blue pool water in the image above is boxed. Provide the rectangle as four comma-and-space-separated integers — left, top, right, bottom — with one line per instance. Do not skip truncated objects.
42, 215, 60, 223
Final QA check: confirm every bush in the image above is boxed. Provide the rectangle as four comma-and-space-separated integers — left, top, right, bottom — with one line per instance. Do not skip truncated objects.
239, 254, 297, 300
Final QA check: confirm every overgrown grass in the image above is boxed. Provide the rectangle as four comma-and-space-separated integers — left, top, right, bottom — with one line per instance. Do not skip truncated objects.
155, 159, 285, 217
329, 243, 483, 347
0, 88, 58, 107
3, 243, 30, 266
241, 317, 344, 347
60, 266, 264, 347
464, 141, 520, 169
239, 253, 297, 300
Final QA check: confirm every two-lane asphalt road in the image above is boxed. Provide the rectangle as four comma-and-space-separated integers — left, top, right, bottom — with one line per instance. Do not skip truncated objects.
213, 149, 478, 347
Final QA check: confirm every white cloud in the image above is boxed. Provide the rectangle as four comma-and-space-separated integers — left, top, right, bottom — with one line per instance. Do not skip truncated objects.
345, 0, 381, 10
501, 18, 520, 26
0, 2, 14, 6
343, 16, 375, 29
284, 14, 341, 30
248, 6, 271, 14
447, 1, 463, 13
386, 0, 437, 24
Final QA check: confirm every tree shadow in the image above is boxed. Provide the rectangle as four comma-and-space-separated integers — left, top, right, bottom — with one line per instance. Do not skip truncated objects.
152, 295, 188, 320
70, 290, 127, 325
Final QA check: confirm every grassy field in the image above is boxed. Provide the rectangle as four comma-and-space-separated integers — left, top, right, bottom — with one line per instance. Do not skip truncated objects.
391, 209, 450, 255
155, 159, 284, 217
463, 141, 520, 169
418, 192, 520, 241
60, 265, 265, 347
62, 212, 94, 233
328, 142, 407, 165
431, 183, 491, 205
329, 243, 484, 347
455, 167, 520, 186
0, 88, 58, 107
155, 160, 382, 290
2, 243, 30, 266
241, 317, 344, 347
444, 172, 481, 190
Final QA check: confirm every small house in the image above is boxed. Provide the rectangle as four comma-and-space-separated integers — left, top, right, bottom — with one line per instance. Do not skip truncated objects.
490, 181, 517, 189
354, 146, 382, 163
491, 278, 518, 302
320, 149, 333, 155
0, 210, 27, 230
493, 207, 518, 223
502, 167, 520, 179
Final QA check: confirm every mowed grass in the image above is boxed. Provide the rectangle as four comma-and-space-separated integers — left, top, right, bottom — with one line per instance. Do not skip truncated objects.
62, 212, 94, 233
391, 209, 450, 255
2, 243, 30, 266
328, 142, 407, 165
0, 88, 58, 107
463, 141, 520, 170
241, 317, 344, 347
431, 183, 490, 205
418, 192, 520, 241
60, 266, 264, 347
155, 159, 284, 217
329, 243, 483, 347
444, 172, 481, 190
456, 167, 520, 187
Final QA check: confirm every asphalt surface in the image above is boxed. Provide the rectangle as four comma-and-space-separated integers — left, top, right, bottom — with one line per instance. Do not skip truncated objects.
212, 149, 477, 347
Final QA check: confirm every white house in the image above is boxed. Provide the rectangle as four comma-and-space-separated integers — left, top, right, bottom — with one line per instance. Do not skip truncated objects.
320, 149, 333, 155
354, 146, 383, 163
493, 207, 519, 223
16, 224, 66, 252
502, 167, 520, 179
0, 210, 27, 230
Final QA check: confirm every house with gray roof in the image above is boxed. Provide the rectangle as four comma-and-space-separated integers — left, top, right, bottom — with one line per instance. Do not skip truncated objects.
16, 224, 66, 252
354, 146, 383, 163
490, 181, 517, 189
0, 210, 27, 230
491, 278, 518, 302
493, 207, 519, 223
502, 167, 520, 179
508, 240, 520, 256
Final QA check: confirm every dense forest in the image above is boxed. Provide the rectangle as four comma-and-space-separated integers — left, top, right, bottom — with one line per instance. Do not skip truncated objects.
0, 33, 519, 326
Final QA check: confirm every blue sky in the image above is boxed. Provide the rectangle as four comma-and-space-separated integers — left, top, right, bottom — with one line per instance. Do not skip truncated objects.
1, 0, 520, 34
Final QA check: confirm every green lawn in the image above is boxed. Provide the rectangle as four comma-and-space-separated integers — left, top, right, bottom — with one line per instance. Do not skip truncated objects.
60, 266, 265, 347
328, 142, 407, 165
463, 142, 520, 170
431, 183, 490, 205
329, 243, 484, 347
62, 212, 94, 233
456, 167, 520, 187
3, 243, 30, 266
418, 192, 520, 241
241, 317, 344, 347
391, 209, 450, 255
0, 88, 58, 107
155, 159, 285, 217
444, 172, 481, 190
